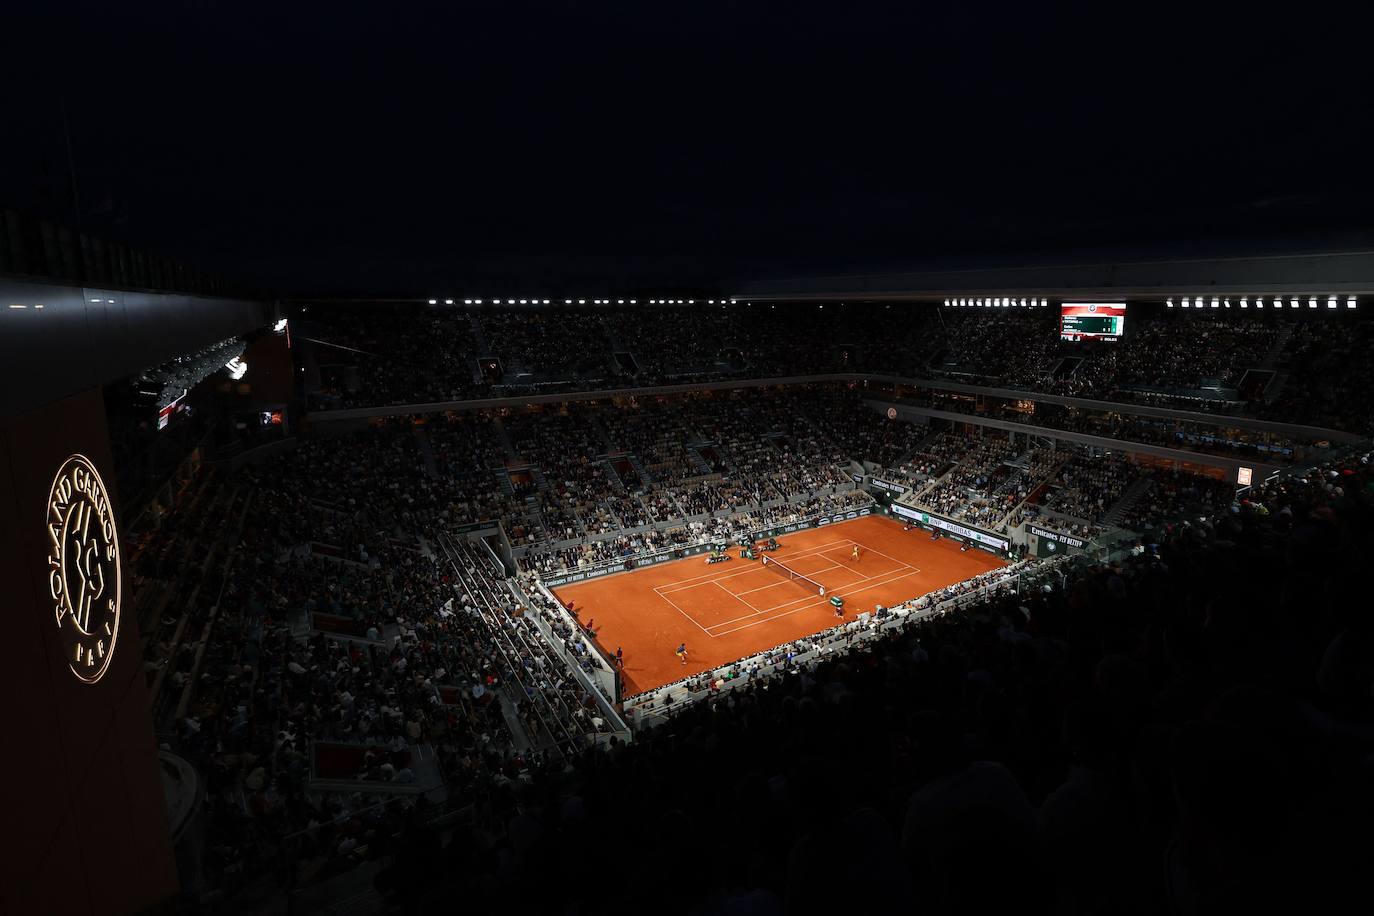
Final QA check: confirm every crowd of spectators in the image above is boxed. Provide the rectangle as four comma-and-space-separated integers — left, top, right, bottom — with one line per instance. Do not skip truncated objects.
479, 311, 611, 382
357, 448, 1374, 915
300, 302, 1371, 436
151, 424, 623, 896
134, 350, 1374, 913
1040, 452, 1141, 524
1118, 468, 1235, 534
1257, 319, 1374, 433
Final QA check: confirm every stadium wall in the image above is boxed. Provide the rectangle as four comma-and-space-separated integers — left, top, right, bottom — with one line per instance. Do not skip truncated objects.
0, 387, 178, 913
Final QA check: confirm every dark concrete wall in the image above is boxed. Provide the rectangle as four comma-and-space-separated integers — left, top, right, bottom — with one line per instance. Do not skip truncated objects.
0, 387, 177, 914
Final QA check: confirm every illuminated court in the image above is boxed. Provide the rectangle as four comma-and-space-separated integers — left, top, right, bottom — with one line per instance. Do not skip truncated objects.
553, 514, 1006, 695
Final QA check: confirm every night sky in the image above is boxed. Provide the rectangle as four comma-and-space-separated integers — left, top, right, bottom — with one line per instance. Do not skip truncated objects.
5, 3, 1372, 296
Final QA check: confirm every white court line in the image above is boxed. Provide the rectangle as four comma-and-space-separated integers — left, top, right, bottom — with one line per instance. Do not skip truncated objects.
720, 562, 920, 620
704, 563, 922, 631
655, 538, 854, 592
709, 568, 926, 636
811, 541, 916, 574
713, 579, 760, 613
730, 578, 795, 599
729, 561, 844, 598
654, 541, 857, 590
651, 585, 714, 637
844, 542, 916, 570
649, 530, 927, 636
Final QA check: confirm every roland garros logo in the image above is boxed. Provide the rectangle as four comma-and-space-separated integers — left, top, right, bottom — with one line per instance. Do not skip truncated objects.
46, 455, 121, 683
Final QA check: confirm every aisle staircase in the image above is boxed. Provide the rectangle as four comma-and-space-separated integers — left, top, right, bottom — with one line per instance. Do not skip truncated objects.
1101, 476, 1153, 529
491, 415, 518, 460
626, 453, 653, 488
602, 458, 628, 494
412, 425, 439, 478
469, 314, 491, 353
1260, 325, 1295, 370
687, 446, 715, 477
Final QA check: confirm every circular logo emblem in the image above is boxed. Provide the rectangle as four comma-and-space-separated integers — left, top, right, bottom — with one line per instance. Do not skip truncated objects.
886, 407, 897, 420
1088, 303, 1098, 312
46, 455, 121, 684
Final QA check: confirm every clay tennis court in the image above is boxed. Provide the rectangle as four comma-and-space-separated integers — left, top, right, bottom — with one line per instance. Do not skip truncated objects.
553, 514, 1006, 696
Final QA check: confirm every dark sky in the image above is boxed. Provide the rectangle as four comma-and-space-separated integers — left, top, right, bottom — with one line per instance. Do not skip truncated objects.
5, 2, 1373, 296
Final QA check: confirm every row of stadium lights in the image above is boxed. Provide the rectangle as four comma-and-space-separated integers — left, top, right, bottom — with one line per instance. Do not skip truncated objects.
427, 298, 740, 305
943, 298, 1051, 307
941, 295, 1360, 310
1168, 295, 1357, 310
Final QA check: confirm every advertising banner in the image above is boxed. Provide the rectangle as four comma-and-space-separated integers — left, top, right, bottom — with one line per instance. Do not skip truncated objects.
889, 503, 1010, 553
1029, 524, 1086, 550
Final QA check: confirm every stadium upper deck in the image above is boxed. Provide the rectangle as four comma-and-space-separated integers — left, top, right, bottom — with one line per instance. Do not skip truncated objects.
295, 297, 1373, 434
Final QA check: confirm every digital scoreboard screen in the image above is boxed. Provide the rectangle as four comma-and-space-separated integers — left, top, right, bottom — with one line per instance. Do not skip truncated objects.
1060, 303, 1126, 341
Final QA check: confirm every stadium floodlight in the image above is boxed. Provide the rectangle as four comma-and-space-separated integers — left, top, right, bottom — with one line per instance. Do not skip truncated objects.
1256, 297, 1264, 308
475, 299, 483, 304
1224, 299, 1231, 308
225, 357, 248, 380
1308, 297, 1317, 309
273, 318, 288, 332
1327, 295, 1337, 309
1348, 297, 1358, 308
444, 298, 454, 304
1020, 298, 1027, 307
565, 299, 572, 304
1240, 298, 1248, 308
1181, 298, 1189, 308
579, 299, 585, 304
1167, 298, 1174, 307
1211, 297, 1220, 308
428, 298, 437, 304
1291, 297, 1300, 308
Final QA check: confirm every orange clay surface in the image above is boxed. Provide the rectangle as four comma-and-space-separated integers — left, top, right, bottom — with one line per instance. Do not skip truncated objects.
553, 514, 1006, 696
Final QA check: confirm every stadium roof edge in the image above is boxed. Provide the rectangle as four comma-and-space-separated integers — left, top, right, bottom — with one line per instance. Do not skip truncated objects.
731, 250, 1374, 301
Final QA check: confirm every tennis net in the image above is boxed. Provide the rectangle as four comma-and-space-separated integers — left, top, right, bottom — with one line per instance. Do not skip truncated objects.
761, 555, 826, 597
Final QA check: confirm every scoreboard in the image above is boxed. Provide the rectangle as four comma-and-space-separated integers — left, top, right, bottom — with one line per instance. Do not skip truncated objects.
1060, 303, 1126, 341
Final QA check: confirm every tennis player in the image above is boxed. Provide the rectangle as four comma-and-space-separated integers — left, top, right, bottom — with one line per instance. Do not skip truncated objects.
850, 544, 861, 563
676, 642, 688, 665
